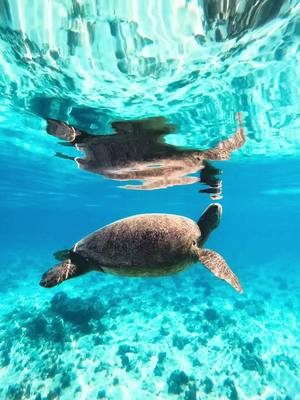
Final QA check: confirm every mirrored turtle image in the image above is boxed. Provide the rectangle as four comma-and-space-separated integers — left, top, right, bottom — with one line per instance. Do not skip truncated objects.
202, 0, 285, 41
45, 113, 246, 197
40, 203, 243, 293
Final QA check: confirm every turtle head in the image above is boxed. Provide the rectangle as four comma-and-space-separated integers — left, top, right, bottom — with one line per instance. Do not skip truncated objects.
197, 203, 222, 246
40, 259, 78, 288
40, 252, 96, 288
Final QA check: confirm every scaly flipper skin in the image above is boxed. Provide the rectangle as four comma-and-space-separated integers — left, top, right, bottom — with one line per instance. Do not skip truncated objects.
40, 259, 79, 288
202, 112, 246, 160
121, 176, 199, 190
193, 246, 243, 293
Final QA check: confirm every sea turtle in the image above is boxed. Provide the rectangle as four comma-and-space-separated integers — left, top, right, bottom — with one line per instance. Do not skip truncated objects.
40, 204, 243, 293
46, 113, 245, 194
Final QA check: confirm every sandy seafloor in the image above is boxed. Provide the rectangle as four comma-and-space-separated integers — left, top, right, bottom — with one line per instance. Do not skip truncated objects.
0, 250, 299, 400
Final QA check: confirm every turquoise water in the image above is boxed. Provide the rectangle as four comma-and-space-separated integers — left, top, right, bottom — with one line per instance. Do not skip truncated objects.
1, 1, 300, 399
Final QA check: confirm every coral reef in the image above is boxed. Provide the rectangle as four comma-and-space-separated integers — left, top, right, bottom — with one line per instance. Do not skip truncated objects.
0, 255, 299, 399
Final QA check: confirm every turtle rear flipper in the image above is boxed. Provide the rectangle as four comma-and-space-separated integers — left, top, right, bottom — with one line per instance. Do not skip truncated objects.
40, 260, 80, 288
193, 247, 243, 293
202, 113, 246, 160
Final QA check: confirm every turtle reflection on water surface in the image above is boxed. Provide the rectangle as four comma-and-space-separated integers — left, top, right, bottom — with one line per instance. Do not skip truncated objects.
46, 113, 245, 197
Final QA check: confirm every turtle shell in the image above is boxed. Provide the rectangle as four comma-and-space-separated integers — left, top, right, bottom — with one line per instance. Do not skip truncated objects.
73, 214, 201, 277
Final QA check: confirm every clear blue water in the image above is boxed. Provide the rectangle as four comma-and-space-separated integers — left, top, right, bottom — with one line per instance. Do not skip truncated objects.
1, 1, 300, 399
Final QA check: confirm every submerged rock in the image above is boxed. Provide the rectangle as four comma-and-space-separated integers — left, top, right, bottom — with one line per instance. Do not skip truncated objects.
112, 377, 119, 385
154, 364, 164, 376
60, 371, 71, 388
158, 351, 166, 363
234, 300, 246, 310
154, 351, 167, 376
120, 354, 134, 372
6, 384, 26, 400
159, 325, 169, 336
0, 338, 13, 367
204, 308, 219, 321
93, 334, 104, 345
50, 292, 105, 333
244, 337, 262, 354
48, 317, 66, 343
41, 364, 58, 379
271, 354, 298, 371
240, 354, 264, 375
235, 300, 265, 317
25, 314, 48, 339
167, 370, 190, 394
173, 334, 189, 350
97, 389, 106, 399
117, 344, 138, 355
47, 387, 61, 400
184, 383, 197, 400
202, 377, 214, 394
224, 378, 238, 400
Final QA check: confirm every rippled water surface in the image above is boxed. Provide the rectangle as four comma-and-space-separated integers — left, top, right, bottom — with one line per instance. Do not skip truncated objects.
0, 1, 300, 399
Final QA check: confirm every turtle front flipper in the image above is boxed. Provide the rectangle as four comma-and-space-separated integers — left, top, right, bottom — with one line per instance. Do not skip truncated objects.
55, 152, 76, 161
197, 203, 222, 246
194, 247, 243, 293
40, 259, 81, 288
